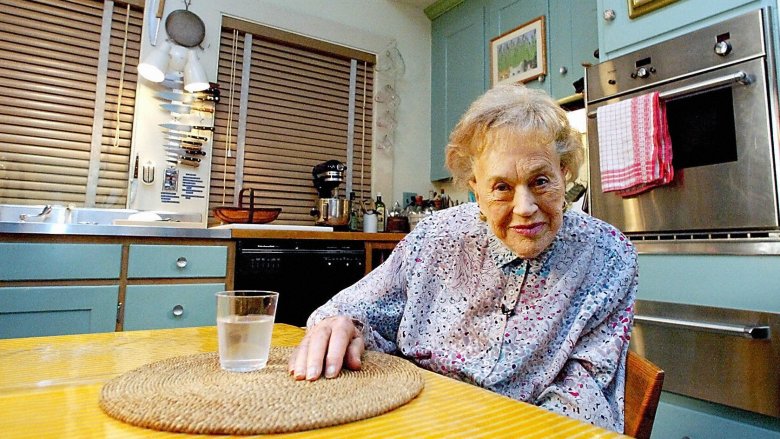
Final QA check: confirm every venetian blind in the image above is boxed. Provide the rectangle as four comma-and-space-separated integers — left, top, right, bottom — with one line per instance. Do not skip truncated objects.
211, 17, 374, 226
0, 0, 143, 207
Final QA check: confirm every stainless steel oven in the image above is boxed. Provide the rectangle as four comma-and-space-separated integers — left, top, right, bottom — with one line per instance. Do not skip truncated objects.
586, 9, 780, 420
586, 9, 780, 238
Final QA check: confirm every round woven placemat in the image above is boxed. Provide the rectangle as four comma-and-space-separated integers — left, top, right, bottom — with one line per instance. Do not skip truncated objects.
99, 347, 424, 435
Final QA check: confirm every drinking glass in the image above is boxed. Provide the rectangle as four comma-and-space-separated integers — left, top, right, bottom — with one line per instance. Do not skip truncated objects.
216, 290, 279, 372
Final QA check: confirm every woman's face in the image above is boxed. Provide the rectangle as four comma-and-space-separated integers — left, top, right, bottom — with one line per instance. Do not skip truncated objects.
469, 132, 566, 259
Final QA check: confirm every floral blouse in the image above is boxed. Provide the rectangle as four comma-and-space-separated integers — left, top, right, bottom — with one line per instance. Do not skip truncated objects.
308, 202, 638, 432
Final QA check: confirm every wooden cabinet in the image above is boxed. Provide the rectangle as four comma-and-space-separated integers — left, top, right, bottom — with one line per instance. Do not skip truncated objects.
597, 0, 763, 60
0, 243, 122, 338
0, 237, 233, 338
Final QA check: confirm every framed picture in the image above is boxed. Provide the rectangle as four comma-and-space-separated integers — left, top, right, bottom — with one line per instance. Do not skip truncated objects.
490, 16, 546, 86
627, 0, 680, 19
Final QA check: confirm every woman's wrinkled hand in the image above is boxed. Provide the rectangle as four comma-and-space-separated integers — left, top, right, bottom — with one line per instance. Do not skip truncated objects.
287, 316, 365, 381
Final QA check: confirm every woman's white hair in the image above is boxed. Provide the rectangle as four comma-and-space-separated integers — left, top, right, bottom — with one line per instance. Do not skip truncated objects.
445, 83, 584, 188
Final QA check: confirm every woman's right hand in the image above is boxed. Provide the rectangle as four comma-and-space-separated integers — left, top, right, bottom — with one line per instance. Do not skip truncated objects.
287, 316, 365, 381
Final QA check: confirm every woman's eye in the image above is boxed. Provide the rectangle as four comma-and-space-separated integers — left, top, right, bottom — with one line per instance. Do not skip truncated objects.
494, 182, 511, 192
533, 176, 550, 187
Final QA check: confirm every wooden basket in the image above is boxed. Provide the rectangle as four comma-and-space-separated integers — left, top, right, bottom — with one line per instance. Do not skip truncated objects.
213, 188, 281, 224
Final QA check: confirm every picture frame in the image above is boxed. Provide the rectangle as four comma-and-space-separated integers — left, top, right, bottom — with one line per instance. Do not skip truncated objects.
627, 0, 680, 19
490, 16, 546, 86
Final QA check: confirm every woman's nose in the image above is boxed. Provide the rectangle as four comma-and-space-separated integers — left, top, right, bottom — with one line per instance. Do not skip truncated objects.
513, 187, 538, 216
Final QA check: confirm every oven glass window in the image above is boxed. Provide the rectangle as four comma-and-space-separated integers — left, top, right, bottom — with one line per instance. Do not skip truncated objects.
665, 87, 738, 169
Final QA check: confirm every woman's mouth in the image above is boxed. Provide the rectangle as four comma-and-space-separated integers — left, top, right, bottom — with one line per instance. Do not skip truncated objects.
510, 223, 545, 237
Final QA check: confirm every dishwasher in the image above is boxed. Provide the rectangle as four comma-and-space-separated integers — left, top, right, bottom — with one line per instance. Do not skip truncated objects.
235, 239, 366, 326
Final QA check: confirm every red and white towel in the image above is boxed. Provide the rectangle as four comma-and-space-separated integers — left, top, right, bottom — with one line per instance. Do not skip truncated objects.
596, 92, 673, 197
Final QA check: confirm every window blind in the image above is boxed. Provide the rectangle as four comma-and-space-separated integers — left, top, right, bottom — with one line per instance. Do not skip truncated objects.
0, 0, 142, 207
211, 18, 374, 225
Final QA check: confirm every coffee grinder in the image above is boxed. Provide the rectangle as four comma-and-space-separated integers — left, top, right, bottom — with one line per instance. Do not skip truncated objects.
310, 160, 350, 227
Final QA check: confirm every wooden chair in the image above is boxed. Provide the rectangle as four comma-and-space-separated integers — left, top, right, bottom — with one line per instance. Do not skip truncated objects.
624, 351, 665, 439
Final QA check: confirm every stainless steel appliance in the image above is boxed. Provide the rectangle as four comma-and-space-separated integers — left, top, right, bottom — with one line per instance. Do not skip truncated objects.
586, 9, 779, 239
234, 239, 365, 326
586, 9, 780, 419
310, 160, 350, 227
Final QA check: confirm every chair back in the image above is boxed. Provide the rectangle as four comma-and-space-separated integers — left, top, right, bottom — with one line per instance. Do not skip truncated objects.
624, 350, 665, 439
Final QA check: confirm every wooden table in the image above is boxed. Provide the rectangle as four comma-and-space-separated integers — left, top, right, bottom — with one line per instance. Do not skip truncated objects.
0, 324, 628, 438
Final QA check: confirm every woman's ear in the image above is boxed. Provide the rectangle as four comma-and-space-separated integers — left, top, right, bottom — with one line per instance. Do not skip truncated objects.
468, 179, 479, 202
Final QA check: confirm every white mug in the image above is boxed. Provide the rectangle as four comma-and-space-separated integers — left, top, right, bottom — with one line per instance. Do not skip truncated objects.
363, 211, 377, 233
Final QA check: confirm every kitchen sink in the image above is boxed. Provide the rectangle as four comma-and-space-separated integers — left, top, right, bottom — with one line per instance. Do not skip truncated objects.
0, 204, 201, 226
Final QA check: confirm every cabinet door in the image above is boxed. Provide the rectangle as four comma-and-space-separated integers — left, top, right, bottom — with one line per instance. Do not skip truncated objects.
652, 393, 780, 439
430, 0, 486, 181
123, 283, 224, 330
0, 286, 118, 338
0, 243, 121, 281
127, 244, 228, 278
549, 0, 598, 99
598, 0, 762, 60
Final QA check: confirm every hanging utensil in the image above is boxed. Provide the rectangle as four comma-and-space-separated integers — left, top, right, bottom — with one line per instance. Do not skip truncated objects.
160, 122, 214, 132
161, 103, 214, 114
129, 154, 139, 203
151, 0, 166, 46
165, 8, 205, 48
157, 90, 219, 103
167, 133, 208, 142
166, 138, 203, 147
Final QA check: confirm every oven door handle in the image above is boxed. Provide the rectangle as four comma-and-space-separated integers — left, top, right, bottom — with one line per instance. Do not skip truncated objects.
587, 71, 751, 117
634, 314, 770, 339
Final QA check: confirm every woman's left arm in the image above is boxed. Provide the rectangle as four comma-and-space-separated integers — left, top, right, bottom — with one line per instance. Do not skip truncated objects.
536, 245, 639, 432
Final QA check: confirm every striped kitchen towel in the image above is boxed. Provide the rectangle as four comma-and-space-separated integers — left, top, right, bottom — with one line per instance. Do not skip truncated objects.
596, 91, 673, 196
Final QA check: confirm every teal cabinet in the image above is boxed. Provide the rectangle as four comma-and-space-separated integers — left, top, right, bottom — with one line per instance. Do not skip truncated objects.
0, 243, 121, 280
597, 0, 764, 60
0, 286, 118, 338
123, 243, 230, 330
652, 393, 780, 439
429, 0, 597, 180
430, 0, 487, 181
127, 244, 228, 278
548, 0, 598, 99
123, 283, 224, 330
0, 242, 121, 339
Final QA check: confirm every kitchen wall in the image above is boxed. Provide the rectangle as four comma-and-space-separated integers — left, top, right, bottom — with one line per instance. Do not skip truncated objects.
133, 0, 436, 219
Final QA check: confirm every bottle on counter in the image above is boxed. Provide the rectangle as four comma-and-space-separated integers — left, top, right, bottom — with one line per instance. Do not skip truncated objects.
348, 191, 360, 231
375, 193, 386, 232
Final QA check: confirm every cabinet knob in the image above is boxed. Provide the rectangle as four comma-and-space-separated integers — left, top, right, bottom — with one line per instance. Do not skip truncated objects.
176, 256, 188, 268
559, 66, 568, 75
172, 304, 184, 317
603, 9, 616, 21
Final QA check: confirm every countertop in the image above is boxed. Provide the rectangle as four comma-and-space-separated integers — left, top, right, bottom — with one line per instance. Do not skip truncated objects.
0, 325, 627, 438
0, 221, 406, 241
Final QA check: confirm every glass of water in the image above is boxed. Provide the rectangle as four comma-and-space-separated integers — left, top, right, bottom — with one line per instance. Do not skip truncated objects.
216, 290, 279, 372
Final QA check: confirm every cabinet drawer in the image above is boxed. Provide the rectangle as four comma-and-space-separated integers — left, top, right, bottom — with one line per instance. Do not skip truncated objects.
0, 286, 118, 338
123, 283, 224, 330
0, 243, 122, 281
127, 245, 227, 278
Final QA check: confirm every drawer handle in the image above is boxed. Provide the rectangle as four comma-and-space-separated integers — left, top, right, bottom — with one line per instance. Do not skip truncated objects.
172, 304, 184, 317
635, 315, 770, 339
176, 257, 188, 268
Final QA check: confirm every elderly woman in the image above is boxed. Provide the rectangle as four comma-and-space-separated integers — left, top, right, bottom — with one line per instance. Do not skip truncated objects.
288, 84, 638, 432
